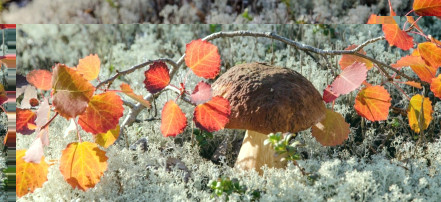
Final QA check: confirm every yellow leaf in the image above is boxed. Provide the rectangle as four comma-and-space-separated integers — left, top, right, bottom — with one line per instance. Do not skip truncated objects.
17, 150, 49, 197
95, 125, 120, 148
59, 142, 108, 191
407, 94, 433, 133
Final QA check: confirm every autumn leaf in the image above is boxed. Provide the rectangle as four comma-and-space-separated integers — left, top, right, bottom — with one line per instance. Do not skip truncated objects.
407, 94, 433, 133
95, 125, 120, 149
391, 55, 437, 83
17, 150, 49, 197
76, 54, 101, 81
78, 92, 123, 134
323, 85, 340, 103
194, 96, 231, 132
405, 81, 423, 89
161, 100, 187, 137
120, 83, 151, 108
0, 83, 7, 105
413, 0, 441, 16
431, 74, 441, 98
17, 108, 37, 135
366, 14, 396, 24
354, 86, 391, 121
311, 109, 350, 146
26, 69, 53, 90
144, 61, 170, 94
418, 42, 441, 69
383, 22, 414, 50
190, 81, 213, 105
59, 142, 108, 191
328, 62, 368, 95
339, 44, 373, 70
185, 39, 221, 79
52, 64, 95, 119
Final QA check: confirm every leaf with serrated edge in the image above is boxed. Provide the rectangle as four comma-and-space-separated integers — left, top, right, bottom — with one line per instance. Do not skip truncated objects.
59, 142, 108, 191
185, 39, 221, 79
144, 62, 170, 94
354, 86, 391, 121
76, 54, 101, 81
194, 96, 231, 132
407, 94, 433, 133
95, 126, 120, 148
311, 109, 350, 146
17, 108, 37, 135
382, 22, 414, 50
26, 69, 53, 90
339, 45, 373, 70
52, 64, 94, 119
190, 81, 213, 105
79, 92, 123, 134
161, 100, 187, 137
17, 150, 49, 197
418, 42, 441, 69
120, 83, 151, 108
430, 75, 441, 99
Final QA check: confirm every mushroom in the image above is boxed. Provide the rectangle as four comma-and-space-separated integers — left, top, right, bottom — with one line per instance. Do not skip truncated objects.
212, 62, 326, 174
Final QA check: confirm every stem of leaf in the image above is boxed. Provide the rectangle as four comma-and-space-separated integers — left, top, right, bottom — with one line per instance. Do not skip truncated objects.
75, 119, 82, 142
41, 112, 59, 130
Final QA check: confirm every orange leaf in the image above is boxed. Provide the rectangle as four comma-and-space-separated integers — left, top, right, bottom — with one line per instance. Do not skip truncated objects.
366, 14, 396, 24
26, 69, 53, 90
185, 39, 221, 79
95, 125, 120, 148
354, 86, 391, 121
407, 94, 433, 133
78, 92, 123, 134
0, 83, 7, 105
339, 44, 373, 70
193, 96, 231, 132
382, 22, 414, 50
59, 142, 108, 191
418, 42, 441, 69
405, 81, 423, 89
52, 64, 95, 119
144, 61, 170, 94
311, 109, 350, 146
120, 83, 151, 108
431, 74, 441, 98
17, 108, 37, 135
413, 0, 441, 16
76, 54, 101, 81
161, 100, 187, 137
17, 150, 49, 197
391, 55, 437, 83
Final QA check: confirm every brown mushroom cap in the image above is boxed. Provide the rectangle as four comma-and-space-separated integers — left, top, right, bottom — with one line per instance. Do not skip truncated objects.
212, 62, 326, 134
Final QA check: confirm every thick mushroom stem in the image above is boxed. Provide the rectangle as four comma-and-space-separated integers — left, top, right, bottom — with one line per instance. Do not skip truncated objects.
235, 130, 287, 175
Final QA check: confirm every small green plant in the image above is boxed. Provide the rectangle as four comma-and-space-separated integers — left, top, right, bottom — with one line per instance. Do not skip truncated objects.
193, 129, 213, 147
241, 8, 253, 21
208, 176, 261, 201
264, 132, 302, 162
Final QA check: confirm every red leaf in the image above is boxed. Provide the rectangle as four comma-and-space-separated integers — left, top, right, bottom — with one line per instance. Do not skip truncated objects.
311, 109, 350, 146
418, 42, 441, 69
413, 0, 441, 16
339, 44, 373, 70
17, 108, 37, 135
161, 100, 187, 137
391, 55, 437, 83
194, 96, 231, 132
52, 64, 95, 119
431, 74, 441, 98
76, 54, 101, 81
26, 69, 53, 91
328, 62, 368, 95
144, 62, 170, 94
354, 86, 391, 121
120, 83, 151, 108
190, 81, 213, 105
185, 39, 221, 79
79, 92, 124, 134
382, 22, 414, 50
323, 85, 340, 103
